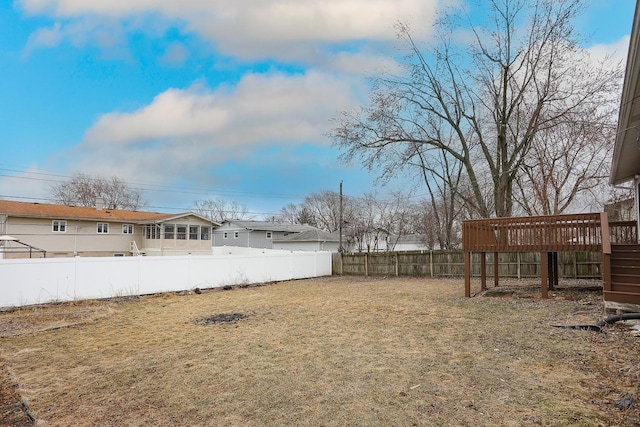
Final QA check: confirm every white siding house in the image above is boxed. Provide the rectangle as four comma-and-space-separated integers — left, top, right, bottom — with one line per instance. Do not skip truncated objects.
0, 199, 219, 258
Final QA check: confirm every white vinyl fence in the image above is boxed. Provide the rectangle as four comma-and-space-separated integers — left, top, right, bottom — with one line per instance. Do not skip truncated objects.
0, 247, 332, 308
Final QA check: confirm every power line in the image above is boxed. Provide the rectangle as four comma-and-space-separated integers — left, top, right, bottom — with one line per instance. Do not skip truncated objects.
0, 167, 308, 201
0, 166, 430, 214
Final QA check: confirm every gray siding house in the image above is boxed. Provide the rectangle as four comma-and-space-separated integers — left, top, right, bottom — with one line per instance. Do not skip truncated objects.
212, 220, 322, 249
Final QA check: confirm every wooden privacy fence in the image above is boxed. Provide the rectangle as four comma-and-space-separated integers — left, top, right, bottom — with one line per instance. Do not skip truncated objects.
332, 250, 603, 279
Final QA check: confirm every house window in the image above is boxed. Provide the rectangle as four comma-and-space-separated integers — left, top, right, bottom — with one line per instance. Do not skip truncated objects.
177, 225, 187, 240
189, 226, 199, 240
52, 220, 67, 232
234, 231, 239, 239
113, 253, 125, 257
266, 231, 273, 239
145, 225, 160, 239
122, 224, 134, 234
201, 226, 210, 240
164, 225, 174, 239
223, 231, 228, 239
97, 223, 109, 234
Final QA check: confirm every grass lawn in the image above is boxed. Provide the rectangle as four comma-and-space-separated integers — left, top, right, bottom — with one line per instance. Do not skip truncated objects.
1, 276, 639, 426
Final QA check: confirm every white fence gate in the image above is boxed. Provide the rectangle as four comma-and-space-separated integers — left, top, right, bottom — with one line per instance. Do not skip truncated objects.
0, 247, 332, 308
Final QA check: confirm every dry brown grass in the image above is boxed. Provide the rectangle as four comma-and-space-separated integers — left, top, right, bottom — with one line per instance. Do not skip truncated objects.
1, 276, 639, 426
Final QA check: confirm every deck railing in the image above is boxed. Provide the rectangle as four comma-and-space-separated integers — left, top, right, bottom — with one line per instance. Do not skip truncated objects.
609, 220, 638, 244
462, 213, 620, 253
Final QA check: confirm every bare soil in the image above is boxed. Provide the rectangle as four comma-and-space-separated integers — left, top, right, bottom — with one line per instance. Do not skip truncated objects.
1, 277, 639, 426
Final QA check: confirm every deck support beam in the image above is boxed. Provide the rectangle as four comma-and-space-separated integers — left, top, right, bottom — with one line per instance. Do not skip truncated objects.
540, 252, 548, 299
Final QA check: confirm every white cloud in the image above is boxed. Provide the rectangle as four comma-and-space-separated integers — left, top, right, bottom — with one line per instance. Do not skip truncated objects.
587, 35, 630, 66
73, 71, 362, 184
23, 15, 131, 58
24, 22, 64, 54
18, 0, 439, 64
316, 49, 404, 77
85, 85, 231, 144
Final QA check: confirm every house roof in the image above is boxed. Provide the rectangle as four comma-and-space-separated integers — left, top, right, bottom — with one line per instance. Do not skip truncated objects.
273, 229, 339, 243
611, 1, 640, 185
0, 199, 219, 225
222, 220, 320, 233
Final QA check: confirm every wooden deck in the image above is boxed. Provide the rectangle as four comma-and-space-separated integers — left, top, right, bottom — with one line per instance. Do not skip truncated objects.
462, 213, 639, 304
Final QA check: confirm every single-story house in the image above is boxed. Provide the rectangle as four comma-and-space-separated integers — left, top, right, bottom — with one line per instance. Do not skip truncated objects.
0, 199, 220, 258
272, 229, 340, 252
391, 234, 430, 252
604, 198, 637, 222
351, 230, 430, 252
212, 220, 323, 249
611, 0, 640, 234
605, 0, 640, 310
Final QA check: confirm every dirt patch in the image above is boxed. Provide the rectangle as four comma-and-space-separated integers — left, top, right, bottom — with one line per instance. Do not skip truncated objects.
195, 313, 249, 325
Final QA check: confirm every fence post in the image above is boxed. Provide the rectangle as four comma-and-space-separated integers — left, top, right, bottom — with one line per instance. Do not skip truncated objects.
365, 253, 368, 276
464, 251, 471, 297
517, 252, 521, 279
395, 252, 399, 276
429, 251, 433, 277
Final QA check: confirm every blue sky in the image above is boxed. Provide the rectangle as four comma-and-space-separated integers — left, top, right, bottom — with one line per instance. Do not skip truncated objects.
0, 0, 636, 217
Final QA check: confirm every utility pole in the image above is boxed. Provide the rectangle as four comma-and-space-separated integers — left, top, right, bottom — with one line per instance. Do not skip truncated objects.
339, 180, 343, 252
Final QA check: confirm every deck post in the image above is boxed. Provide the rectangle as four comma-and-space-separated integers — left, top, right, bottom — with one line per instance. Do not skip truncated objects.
600, 212, 612, 295
480, 252, 487, 291
546, 252, 555, 291
464, 251, 471, 297
493, 252, 499, 287
540, 251, 548, 299
553, 252, 559, 289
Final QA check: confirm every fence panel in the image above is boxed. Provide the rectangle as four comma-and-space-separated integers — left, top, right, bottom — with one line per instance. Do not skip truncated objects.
0, 249, 332, 308
338, 250, 602, 279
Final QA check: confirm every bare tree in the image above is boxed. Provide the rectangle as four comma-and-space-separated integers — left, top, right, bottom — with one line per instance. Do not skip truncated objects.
192, 198, 251, 222
51, 172, 145, 210
278, 189, 420, 252
515, 116, 618, 216
412, 195, 463, 250
277, 203, 317, 226
331, 0, 622, 218
301, 190, 358, 233
337, 191, 417, 252
413, 147, 464, 249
